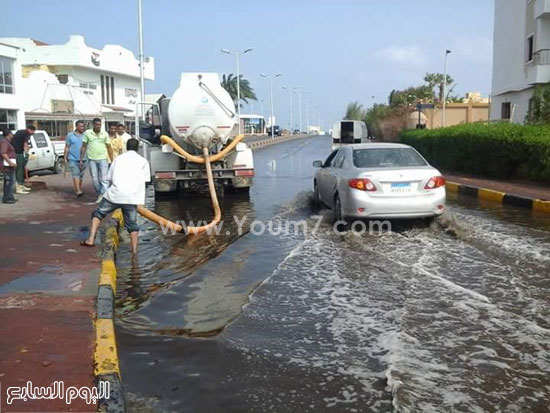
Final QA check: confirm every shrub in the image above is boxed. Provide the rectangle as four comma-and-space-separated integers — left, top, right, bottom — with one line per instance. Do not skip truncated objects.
399, 123, 550, 181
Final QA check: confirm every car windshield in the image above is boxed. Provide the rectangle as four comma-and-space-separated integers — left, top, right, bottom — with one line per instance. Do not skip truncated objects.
353, 148, 427, 168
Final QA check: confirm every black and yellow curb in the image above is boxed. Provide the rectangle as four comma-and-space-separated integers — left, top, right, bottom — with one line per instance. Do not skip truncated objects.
94, 209, 126, 413
446, 182, 550, 214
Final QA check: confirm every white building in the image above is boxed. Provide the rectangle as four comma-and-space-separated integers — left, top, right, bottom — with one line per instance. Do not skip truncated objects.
0, 42, 26, 131
491, 0, 550, 123
0, 35, 154, 138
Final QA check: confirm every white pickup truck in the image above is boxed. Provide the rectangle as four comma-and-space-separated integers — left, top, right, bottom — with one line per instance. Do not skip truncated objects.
27, 130, 66, 174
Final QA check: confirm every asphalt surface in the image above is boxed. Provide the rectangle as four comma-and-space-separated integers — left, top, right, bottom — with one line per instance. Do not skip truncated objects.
114, 135, 550, 412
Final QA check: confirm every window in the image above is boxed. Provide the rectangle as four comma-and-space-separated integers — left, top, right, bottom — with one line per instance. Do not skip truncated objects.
527, 35, 534, 63
33, 132, 48, 148
352, 148, 427, 168
332, 151, 346, 168
101, 75, 105, 103
502, 102, 511, 120
0, 108, 17, 130
0, 56, 14, 94
323, 150, 339, 167
100, 74, 116, 104
111, 76, 115, 104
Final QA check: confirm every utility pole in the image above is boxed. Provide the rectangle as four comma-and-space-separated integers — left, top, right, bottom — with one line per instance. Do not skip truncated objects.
442, 49, 451, 127
282, 86, 293, 133
137, 0, 145, 119
294, 87, 301, 133
221, 48, 254, 134
261, 73, 282, 138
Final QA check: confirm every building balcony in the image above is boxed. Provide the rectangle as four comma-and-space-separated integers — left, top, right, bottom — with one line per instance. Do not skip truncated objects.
528, 50, 550, 84
534, 49, 550, 65
535, 0, 550, 18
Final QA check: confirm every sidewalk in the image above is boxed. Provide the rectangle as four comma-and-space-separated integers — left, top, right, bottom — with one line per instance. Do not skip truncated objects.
0, 172, 103, 412
445, 173, 550, 213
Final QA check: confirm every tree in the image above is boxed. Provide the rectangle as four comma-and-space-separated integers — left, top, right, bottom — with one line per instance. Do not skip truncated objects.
526, 83, 550, 124
221, 73, 257, 108
344, 101, 366, 120
388, 85, 433, 107
424, 72, 454, 103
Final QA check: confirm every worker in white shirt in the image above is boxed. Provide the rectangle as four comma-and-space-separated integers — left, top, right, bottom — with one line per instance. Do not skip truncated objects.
81, 138, 151, 254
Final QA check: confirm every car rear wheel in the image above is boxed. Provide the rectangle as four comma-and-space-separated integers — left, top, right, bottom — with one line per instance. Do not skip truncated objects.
53, 157, 66, 174
333, 195, 348, 231
313, 182, 321, 208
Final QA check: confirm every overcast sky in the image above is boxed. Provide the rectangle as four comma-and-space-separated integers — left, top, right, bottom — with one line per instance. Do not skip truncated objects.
0, 0, 494, 130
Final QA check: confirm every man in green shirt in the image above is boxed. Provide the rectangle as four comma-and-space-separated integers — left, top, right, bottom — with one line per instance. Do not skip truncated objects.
79, 118, 113, 203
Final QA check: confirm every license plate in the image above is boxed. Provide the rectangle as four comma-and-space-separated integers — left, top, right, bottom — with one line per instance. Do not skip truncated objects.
391, 182, 411, 192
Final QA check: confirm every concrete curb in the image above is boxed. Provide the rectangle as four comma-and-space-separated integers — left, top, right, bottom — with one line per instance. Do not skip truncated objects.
247, 134, 313, 150
94, 209, 126, 412
446, 181, 550, 214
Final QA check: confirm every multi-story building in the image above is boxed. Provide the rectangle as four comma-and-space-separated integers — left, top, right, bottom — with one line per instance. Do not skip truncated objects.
491, 0, 550, 123
0, 35, 154, 138
0, 41, 26, 131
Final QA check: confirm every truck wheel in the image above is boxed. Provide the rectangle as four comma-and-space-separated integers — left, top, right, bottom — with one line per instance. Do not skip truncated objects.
53, 158, 66, 174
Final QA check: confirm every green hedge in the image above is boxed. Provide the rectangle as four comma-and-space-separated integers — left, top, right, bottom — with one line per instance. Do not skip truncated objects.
399, 123, 550, 181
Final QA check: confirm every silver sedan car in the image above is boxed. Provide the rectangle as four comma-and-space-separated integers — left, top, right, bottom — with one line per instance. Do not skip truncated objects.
313, 143, 446, 221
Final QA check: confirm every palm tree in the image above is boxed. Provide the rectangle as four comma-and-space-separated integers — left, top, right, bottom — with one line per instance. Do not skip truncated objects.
221, 73, 257, 108
424, 72, 454, 103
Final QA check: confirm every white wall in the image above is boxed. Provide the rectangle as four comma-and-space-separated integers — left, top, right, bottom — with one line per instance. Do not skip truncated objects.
0, 43, 26, 129
0, 35, 154, 80
490, 88, 533, 124
492, 0, 528, 97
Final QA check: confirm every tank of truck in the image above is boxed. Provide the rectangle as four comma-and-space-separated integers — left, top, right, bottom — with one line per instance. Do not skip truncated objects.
167, 73, 237, 153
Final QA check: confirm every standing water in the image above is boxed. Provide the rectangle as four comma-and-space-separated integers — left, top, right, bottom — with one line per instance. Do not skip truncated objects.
115, 136, 550, 412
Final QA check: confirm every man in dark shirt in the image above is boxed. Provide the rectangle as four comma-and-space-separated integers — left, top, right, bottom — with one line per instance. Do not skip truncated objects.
13, 125, 35, 194
0, 129, 17, 204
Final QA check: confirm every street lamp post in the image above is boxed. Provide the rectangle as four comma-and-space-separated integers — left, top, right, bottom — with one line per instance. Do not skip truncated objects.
137, 0, 145, 120
221, 47, 253, 134
261, 73, 282, 138
282, 86, 293, 133
305, 98, 310, 134
293, 87, 302, 133
442, 49, 451, 127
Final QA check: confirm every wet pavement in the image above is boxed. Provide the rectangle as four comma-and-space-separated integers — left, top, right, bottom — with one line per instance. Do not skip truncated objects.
115, 136, 550, 412
0, 173, 104, 412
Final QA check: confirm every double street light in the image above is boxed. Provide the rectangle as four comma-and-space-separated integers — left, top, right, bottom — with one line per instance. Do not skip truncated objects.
221, 47, 253, 134
260, 73, 282, 138
293, 87, 302, 133
282, 86, 293, 133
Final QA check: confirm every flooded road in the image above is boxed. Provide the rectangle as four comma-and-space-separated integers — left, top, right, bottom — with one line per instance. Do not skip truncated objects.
115, 136, 550, 412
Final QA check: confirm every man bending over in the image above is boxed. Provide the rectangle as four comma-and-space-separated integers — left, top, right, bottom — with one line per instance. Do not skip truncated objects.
81, 138, 150, 254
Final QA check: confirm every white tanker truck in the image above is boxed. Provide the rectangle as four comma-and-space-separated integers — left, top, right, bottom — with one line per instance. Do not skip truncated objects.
137, 72, 254, 194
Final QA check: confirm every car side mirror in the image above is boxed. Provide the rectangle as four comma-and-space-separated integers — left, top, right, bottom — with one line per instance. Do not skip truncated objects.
312, 160, 323, 168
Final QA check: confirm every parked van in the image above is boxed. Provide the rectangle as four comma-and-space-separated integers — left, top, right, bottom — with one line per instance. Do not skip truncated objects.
331, 120, 369, 149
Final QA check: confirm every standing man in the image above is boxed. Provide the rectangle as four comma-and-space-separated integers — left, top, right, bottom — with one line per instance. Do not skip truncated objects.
81, 138, 151, 254
13, 125, 35, 194
64, 120, 87, 197
80, 118, 113, 203
116, 123, 132, 146
0, 129, 17, 204
109, 123, 125, 159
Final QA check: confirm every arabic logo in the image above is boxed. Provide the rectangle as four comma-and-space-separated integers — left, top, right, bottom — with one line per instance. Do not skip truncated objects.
91, 52, 100, 67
